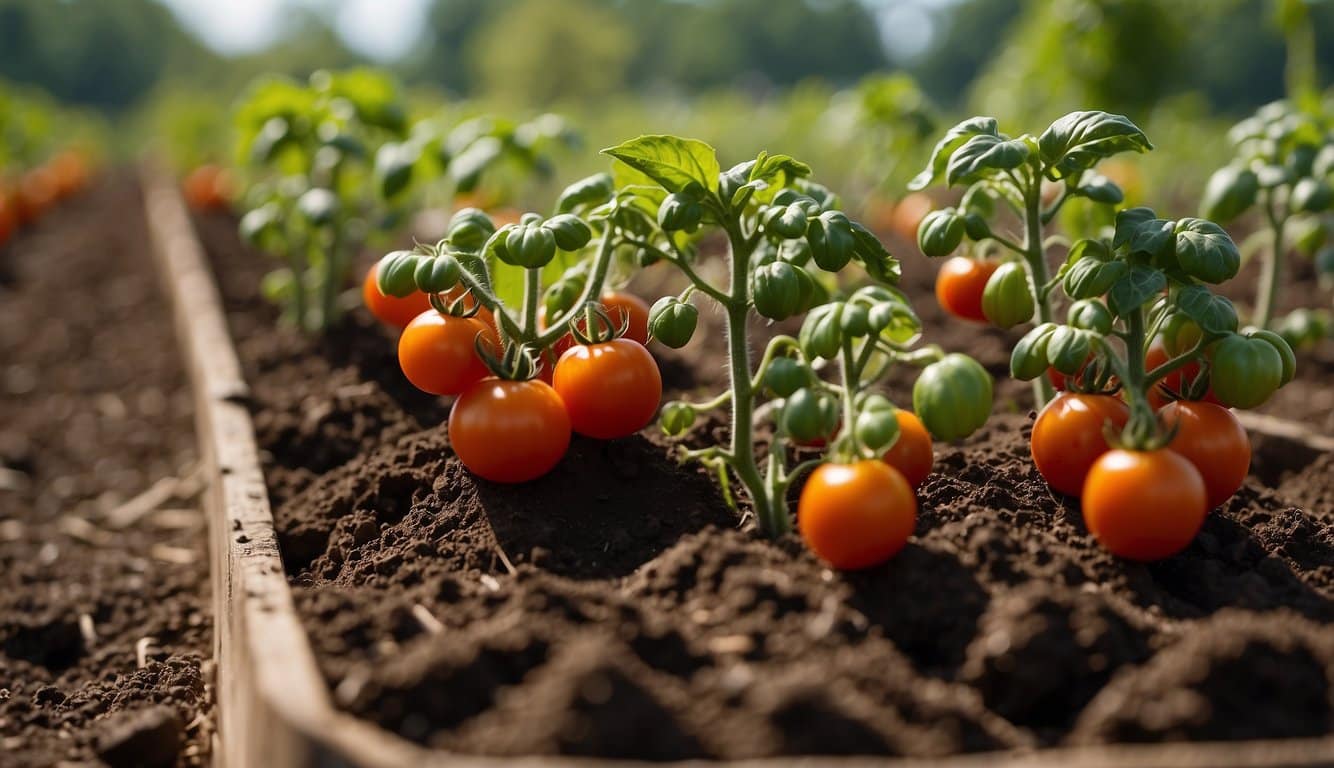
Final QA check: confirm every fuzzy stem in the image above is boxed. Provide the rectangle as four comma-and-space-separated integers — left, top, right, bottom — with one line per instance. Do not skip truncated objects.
1256, 195, 1286, 330
1022, 177, 1056, 407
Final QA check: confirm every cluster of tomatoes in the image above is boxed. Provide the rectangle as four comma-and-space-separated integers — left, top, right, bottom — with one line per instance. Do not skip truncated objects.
0, 149, 92, 249
362, 267, 662, 484
1034, 365, 1250, 561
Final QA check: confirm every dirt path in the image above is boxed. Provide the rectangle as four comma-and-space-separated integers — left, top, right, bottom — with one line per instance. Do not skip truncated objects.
0, 176, 213, 768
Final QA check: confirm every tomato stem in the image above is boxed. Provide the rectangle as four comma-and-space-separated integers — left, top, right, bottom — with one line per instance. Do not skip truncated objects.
521, 266, 541, 339
1022, 176, 1056, 407
1256, 192, 1286, 330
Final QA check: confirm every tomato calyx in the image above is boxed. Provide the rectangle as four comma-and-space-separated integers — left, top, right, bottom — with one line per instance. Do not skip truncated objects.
564, 301, 629, 346
427, 287, 486, 320
474, 336, 544, 382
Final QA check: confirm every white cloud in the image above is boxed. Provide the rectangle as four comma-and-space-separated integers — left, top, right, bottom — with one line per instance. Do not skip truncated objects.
159, 0, 430, 60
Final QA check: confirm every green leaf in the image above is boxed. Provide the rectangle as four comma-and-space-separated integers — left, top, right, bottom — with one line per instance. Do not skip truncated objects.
1174, 285, 1239, 336
1039, 111, 1152, 179
1073, 173, 1123, 204
750, 152, 811, 186
449, 136, 504, 193
556, 173, 614, 214
849, 222, 901, 285
1107, 264, 1166, 316
1062, 238, 1126, 299
908, 116, 999, 190
1200, 165, 1259, 223
946, 134, 1030, 185
374, 142, 418, 200
1111, 207, 1160, 249
602, 135, 720, 195
1175, 218, 1241, 283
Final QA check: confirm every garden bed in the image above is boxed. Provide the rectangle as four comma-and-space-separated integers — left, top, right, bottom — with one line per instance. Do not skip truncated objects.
178, 187, 1333, 764
0, 175, 213, 767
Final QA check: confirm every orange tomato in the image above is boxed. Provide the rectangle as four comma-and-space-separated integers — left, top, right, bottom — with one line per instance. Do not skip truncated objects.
890, 191, 934, 244
48, 150, 90, 198
798, 461, 916, 570
1030, 393, 1130, 496
553, 338, 662, 439
935, 257, 998, 323
16, 167, 58, 225
541, 291, 650, 354
882, 410, 933, 489
0, 189, 16, 247
1143, 344, 1220, 408
183, 164, 234, 212
1082, 449, 1207, 561
362, 266, 433, 329
449, 378, 571, 483
397, 311, 497, 396
1161, 400, 1249, 510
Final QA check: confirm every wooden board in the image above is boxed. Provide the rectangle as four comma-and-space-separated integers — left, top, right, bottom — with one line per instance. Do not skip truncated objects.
140, 168, 1334, 768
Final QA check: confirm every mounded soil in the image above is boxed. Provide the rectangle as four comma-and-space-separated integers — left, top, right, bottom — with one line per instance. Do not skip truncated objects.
0, 177, 213, 768
195, 208, 1333, 761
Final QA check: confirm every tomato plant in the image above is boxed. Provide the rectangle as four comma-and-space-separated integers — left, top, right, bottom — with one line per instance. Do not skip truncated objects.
1201, 100, 1334, 343
798, 461, 916, 570
1009, 205, 1296, 558
912, 111, 1153, 405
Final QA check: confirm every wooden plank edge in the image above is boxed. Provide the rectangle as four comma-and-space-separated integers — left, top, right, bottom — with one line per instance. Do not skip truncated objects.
137, 166, 1334, 768
1237, 410, 1334, 454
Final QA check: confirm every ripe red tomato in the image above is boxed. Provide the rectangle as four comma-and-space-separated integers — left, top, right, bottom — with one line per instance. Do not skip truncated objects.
1160, 400, 1249, 510
799, 461, 916, 569
362, 266, 432, 329
0, 190, 16, 247
553, 338, 662, 439
882, 409, 933, 489
397, 311, 497, 396
1030, 393, 1130, 496
935, 257, 998, 323
1082, 449, 1207, 561
449, 378, 571, 483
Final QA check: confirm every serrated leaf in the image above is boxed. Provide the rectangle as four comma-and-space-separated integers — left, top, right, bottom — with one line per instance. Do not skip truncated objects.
946, 134, 1030, 185
1174, 285, 1239, 335
1039, 111, 1152, 179
1106, 265, 1166, 316
908, 116, 1000, 190
601, 135, 720, 195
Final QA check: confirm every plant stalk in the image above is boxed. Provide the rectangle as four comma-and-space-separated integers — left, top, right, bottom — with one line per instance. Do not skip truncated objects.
1023, 178, 1056, 407
1256, 201, 1285, 330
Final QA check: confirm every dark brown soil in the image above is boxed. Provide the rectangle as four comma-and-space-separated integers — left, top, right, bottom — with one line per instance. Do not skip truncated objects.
196, 208, 1333, 761
0, 177, 213, 767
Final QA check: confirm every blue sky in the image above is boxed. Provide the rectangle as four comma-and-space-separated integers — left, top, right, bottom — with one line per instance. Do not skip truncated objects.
158, 0, 947, 62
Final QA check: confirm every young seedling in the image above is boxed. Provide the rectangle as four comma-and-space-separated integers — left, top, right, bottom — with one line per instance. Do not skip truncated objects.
591, 135, 993, 549
1201, 100, 1334, 345
1012, 206, 1296, 560
911, 111, 1153, 405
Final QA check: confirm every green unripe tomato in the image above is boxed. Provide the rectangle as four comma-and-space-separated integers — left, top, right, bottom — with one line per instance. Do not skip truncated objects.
764, 357, 813, 398
782, 388, 840, 444
763, 203, 810, 239
980, 262, 1034, 329
751, 262, 804, 320
1067, 299, 1113, 336
791, 265, 828, 313
912, 354, 993, 441
854, 394, 901, 454
1210, 334, 1283, 409
799, 302, 845, 360
807, 211, 856, 272
556, 173, 614, 214
963, 211, 991, 241
1046, 326, 1091, 376
1200, 165, 1258, 223
1011, 323, 1058, 381
446, 208, 496, 251
1160, 313, 1203, 356
543, 214, 592, 251
375, 250, 421, 298
779, 238, 813, 267
1247, 329, 1296, 386
658, 192, 703, 232
660, 401, 696, 436
413, 255, 461, 294
917, 208, 964, 257
544, 277, 585, 319
648, 296, 699, 349
501, 223, 557, 268
839, 303, 871, 337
